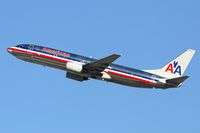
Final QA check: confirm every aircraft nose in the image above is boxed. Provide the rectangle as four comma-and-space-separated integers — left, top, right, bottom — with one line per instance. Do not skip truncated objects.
7, 47, 13, 54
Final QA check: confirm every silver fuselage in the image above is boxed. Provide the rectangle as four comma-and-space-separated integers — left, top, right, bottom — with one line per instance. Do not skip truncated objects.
8, 44, 170, 89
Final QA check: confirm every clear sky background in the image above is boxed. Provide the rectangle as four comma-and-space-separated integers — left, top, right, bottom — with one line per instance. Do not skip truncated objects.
0, 0, 199, 133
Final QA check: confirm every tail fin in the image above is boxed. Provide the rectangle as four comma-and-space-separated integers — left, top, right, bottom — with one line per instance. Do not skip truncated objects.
145, 49, 196, 79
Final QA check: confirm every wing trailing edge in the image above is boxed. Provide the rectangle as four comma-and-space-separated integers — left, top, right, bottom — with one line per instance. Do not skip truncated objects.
84, 54, 120, 73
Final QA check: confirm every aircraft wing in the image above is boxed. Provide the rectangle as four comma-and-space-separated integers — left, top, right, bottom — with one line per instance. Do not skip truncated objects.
84, 54, 120, 74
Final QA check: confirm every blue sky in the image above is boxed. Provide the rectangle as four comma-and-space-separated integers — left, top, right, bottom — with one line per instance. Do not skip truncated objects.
0, 0, 199, 133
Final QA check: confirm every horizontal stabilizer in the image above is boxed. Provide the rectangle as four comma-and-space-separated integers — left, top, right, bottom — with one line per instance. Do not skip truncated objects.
166, 76, 189, 87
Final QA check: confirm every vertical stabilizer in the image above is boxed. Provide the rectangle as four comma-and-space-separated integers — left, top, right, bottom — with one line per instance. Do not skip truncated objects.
145, 49, 195, 79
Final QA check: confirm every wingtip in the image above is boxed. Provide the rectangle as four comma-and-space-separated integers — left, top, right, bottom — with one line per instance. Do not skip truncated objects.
188, 49, 196, 54
183, 75, 190, 79
113, 54, 121, 57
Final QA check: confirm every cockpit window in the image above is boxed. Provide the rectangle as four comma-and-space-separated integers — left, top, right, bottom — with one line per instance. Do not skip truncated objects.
16, 45, 22, 48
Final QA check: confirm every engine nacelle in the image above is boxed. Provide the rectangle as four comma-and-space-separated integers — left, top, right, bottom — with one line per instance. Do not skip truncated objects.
66, 62, 83, 73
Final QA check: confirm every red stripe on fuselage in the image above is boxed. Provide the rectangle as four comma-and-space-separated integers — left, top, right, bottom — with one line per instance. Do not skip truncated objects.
9, 47, 156, 85
106, 70, 155, 85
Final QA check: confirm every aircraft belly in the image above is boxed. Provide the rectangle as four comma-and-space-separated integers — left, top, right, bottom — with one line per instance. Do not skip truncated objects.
14, 52, 66, 70
109, 74, 154, 88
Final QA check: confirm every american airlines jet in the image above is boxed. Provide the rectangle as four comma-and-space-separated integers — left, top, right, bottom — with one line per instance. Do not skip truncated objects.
7, 44, 195, 89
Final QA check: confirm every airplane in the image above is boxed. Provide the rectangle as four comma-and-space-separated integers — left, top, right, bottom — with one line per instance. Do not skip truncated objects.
7, 44, 195, 89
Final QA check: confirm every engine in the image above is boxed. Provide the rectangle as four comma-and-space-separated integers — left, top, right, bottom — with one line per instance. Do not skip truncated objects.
66, 62, 83, 73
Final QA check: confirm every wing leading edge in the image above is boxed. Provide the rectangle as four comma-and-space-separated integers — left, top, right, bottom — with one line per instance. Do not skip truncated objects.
83, 54, 120, 74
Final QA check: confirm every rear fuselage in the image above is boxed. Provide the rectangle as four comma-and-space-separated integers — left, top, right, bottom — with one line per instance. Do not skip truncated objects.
7, 44, 168, 89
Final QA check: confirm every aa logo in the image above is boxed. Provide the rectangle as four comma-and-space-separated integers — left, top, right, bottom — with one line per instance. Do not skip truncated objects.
165, 61, 182, 76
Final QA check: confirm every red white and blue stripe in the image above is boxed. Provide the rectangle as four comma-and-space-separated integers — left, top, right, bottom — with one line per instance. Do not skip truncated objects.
8, 46, 158, 85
